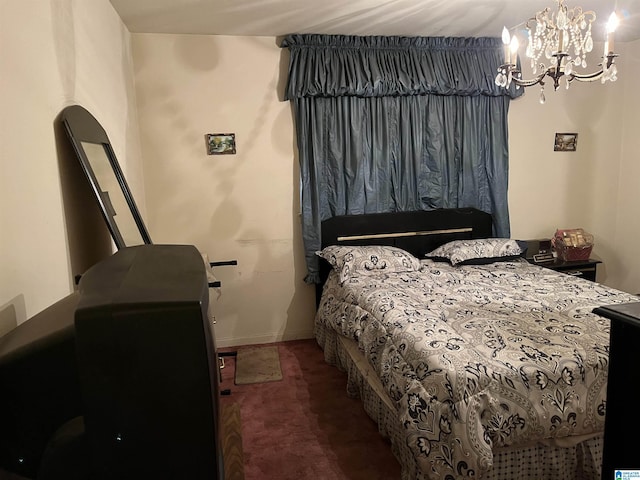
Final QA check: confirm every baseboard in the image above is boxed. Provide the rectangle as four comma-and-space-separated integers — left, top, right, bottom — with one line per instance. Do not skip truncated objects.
216, 329, 314, 348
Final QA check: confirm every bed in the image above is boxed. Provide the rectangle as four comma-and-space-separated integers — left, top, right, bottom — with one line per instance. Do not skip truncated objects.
313, 208, 637, 480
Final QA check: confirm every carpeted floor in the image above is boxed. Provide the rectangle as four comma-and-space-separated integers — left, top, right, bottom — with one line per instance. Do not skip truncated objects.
219, 339, 401, 480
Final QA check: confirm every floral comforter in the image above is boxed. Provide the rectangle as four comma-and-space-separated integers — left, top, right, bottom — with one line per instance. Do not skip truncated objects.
316, 259, 637, 480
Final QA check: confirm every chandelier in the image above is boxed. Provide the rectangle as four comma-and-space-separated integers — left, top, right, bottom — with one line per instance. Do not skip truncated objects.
495, 0, 620, 103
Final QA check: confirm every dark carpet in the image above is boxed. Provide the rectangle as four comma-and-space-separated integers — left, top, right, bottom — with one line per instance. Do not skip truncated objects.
219, 339, 401, 480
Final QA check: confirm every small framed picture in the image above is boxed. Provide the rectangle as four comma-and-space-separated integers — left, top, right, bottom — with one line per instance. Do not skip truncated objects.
554, 132, 578, 152
205, 133, 236, 155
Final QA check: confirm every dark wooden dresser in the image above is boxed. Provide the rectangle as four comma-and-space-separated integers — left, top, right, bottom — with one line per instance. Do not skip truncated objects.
593, 302, 640, 479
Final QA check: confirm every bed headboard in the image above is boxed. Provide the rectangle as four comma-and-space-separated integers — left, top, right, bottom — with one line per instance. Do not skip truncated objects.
321, 208, 492, 254
317, 207, 493, 303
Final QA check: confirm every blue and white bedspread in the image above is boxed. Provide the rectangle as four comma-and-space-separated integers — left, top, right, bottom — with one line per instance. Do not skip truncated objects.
316, 258, 637, 480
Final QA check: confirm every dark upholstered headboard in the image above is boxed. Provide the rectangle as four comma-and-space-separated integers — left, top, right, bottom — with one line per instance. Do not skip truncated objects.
321, 207, 492, 256
316, 207, 493, 304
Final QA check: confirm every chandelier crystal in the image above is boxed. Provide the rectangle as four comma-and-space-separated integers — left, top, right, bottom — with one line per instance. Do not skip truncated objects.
495, 0, 620, 103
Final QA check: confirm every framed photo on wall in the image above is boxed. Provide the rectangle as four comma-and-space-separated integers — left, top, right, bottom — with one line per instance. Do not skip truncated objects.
205, 133, 236, 155
554, 132, 578, 152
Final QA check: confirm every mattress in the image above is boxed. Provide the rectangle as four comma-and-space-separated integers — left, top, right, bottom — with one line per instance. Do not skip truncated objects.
315, 258, 637, 480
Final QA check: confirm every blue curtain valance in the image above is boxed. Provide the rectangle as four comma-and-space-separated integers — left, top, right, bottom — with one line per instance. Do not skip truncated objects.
282, 34, 523, 100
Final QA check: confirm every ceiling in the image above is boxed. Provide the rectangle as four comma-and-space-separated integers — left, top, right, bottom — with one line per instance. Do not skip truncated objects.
109, 0, 640, 42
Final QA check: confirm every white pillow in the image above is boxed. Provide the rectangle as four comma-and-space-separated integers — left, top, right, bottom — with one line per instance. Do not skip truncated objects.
425, 238, 526, 266
317, 245, 421, 283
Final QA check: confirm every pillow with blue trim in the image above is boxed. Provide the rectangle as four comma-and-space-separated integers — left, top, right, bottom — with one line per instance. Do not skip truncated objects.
425, 238, 527, 266
317, 245, 421, 283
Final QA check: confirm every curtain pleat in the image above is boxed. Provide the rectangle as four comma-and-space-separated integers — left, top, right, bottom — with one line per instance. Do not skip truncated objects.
282, 34, 519, 283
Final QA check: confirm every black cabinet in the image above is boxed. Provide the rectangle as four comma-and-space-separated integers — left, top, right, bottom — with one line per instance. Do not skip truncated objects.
592, 302, 640, 479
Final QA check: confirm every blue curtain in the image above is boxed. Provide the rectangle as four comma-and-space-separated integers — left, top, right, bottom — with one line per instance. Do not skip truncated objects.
281, 34, 523, 283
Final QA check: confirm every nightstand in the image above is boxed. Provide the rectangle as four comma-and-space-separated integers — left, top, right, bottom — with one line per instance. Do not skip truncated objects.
527, 258, 601, 282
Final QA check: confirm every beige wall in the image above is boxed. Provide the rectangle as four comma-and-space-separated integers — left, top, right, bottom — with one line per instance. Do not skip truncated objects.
131, 34, 316, 347
508, 41, 639, 292
508, 43, 626, 286
612, 39, 640, 294
0, 0, 145, 325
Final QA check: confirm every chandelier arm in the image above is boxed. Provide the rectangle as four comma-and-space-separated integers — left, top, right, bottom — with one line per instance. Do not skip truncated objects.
569, 70, 604, 82
510, 72, 547, 88
569, 7, 596, 21
570, 54, 617, 82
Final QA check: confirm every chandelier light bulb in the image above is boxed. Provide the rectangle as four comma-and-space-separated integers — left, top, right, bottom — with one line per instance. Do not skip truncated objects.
607, 12, 620, 33
502, 26, 511, 63
510, 36, 519, 65
605, 12, 620, 54
502, 26, 511, 45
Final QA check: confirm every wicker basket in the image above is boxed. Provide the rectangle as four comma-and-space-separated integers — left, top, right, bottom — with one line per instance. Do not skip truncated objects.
552, 229, 593, 262
555, 243, 593, 261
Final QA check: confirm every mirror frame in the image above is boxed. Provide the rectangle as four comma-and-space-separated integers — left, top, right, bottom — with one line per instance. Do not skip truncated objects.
61, 105, 152, 249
